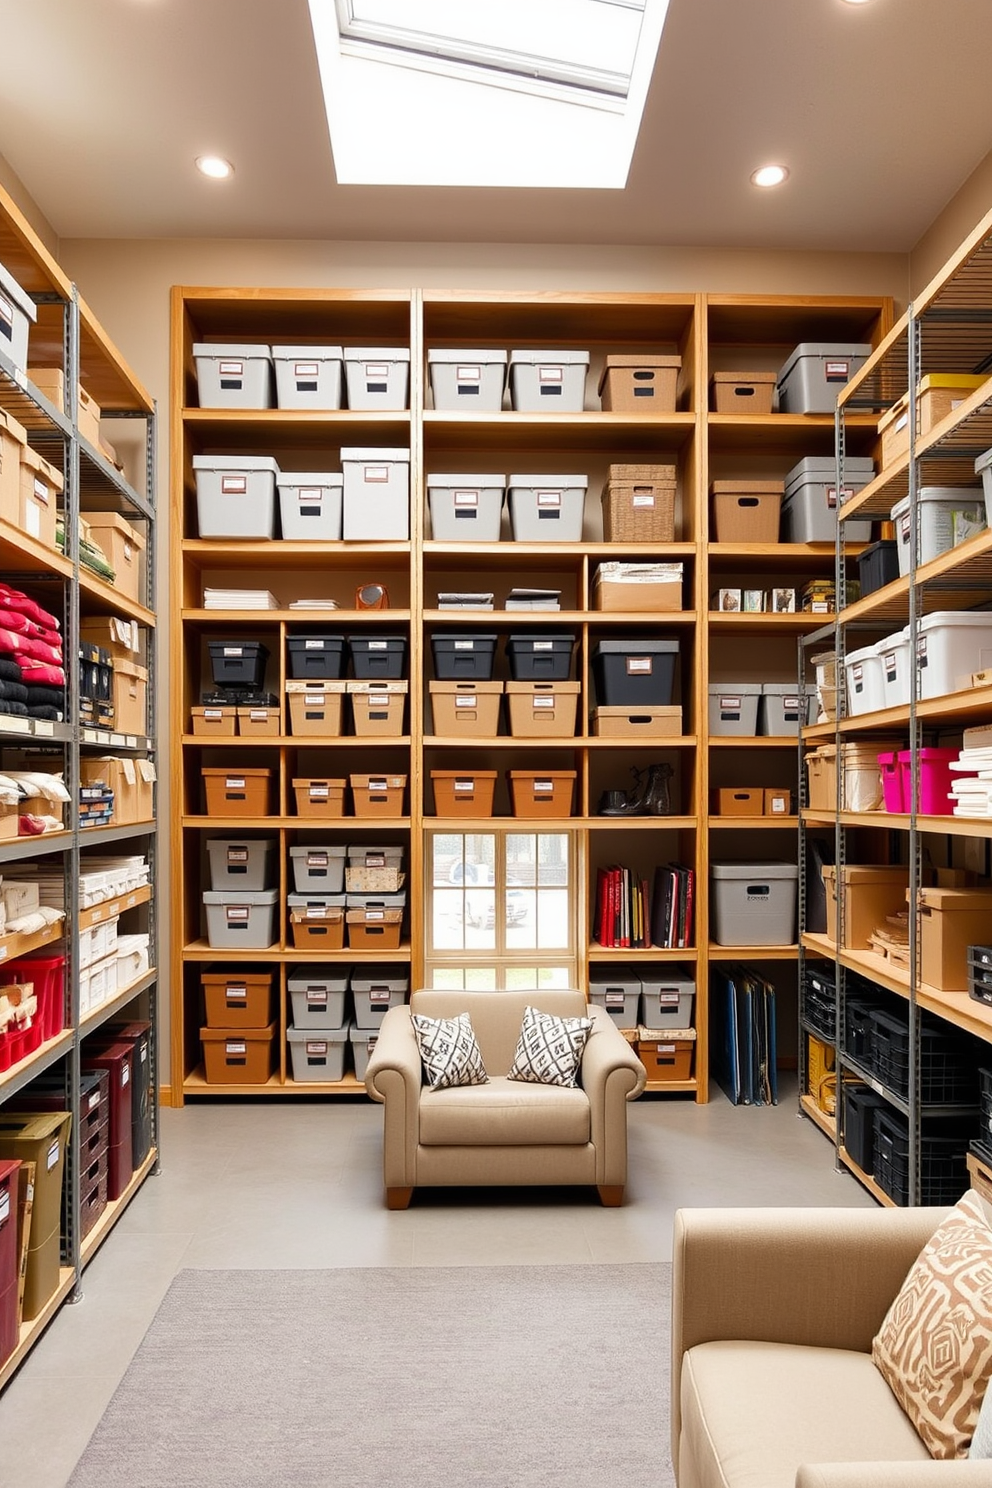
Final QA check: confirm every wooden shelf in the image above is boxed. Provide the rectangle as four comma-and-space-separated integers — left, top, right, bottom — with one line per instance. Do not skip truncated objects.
836, 685, 992, 732
709, 542, 865, 569
803, 809, 992, 839
184, 735, 412, 748
0, 918, 65, 965
709, 736, 800, 749
423, 609, 697, 626
182, 817, 412, 829
183, 1067, 369, 1096
708, 816, 799, 829
588, 946, 696, 961
708, 944, 799, 960
182, 539, 412, 569
839, 1146, 896, 1208
183, 608, 412, 624
78, 568, 155, 626
0, 1267, 76, 1392
423, 409, 696, 453
707, 612, 831, 632
799, 1092, 836, 1140
182, 940, 412, 962
79, 884, 151, 932
183, 408, 411, 447
80, 1149, 158, 1266
707, 412, 878, 452
643, 1079, 698, 1094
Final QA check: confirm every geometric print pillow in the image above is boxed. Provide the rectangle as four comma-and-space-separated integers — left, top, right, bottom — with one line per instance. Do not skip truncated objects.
872, 1189, 992, 1459
411, 1011, 489, 1091
507, 1004, 593, 1089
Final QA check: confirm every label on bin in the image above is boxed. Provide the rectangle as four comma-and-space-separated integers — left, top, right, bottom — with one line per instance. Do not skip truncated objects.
658, 1044, 676, 1055
632, 494, 655, 508
223, 646, 244, 657
365, 910, 385, 921
369, 987, 390, 1003
204, 709, 223, 720
454, 781, 474, 792
88, 1090, 101, 1110
537, 491, 562, 507
369, 779, 387, 791
825, 360, 850, 380
364, 363, 388, 380
719, 695, 741, 709
917, 637, 928, 666
533, 641, 553, 651
365, 853, 385, 867
306, 1042, 328, 1056
0, 1190, 8, 1225
226, 777, 246, 789
367, 641, 387, 650
294, 363, 319, 378
456, 366, 481, 382
33, 477, 50, 505
363, 465, 389, 483
221, 476, 248, 495
298, 488, 322, 503
770, 797, 787, 813
533, 696, 555, 709
226, 906, 250, 922
307, 991, 329, 1006
227, 848, 248, 863
658, 991, 679, 1006
305, 640, 324, 650
47, 1138, 60, 1170
825, 487, 854, 508
306, 905, 327, 919
539, 366, 563, 383
310, 784, 330, 798
883, 652, 898, 681
226, 1040, 246, 1056
227, 985, 248, 1000
219, 360, 244, 376
627, 657, 653, 674
249, 710, 268, 721
534, 780, 554, 793
605, 991, 625, 1008
454, 490, 479, 507
307, 852, 329, 868
454, 640, 473, 650
0, 294, 12, 330
455, 695, 477, 707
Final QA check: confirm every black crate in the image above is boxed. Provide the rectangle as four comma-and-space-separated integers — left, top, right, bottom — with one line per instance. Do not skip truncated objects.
842, 1083, 888, 1174
348, 634, 407, 680
801, 966, 835, 1041
506, 633, 576, 682
872, 1106, 972, 1207
286, 635, 345, 680
431, 632, 499, 681
870, 1007, 978, 1104
969, 946, 992, 1007
592, 638, 677, 706
857, 540, 899, 599
844, 992, 883, 1066
208, 640, 270, 688
978, 1068, 992, 1153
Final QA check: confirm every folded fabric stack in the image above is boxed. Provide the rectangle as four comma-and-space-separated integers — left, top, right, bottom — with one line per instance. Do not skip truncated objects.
0, 770, 71, 835
0, 877, 64, 937
0, 583, 66, 722
949, 723, 992, 818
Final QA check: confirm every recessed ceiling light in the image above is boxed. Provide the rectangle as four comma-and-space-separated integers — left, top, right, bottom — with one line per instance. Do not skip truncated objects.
196, 155, 234, 180
751, 164, 789, 188
840, 0, 873, 5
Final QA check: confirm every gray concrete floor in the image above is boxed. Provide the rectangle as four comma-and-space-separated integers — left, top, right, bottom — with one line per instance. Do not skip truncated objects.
0, 1080, 873, 1487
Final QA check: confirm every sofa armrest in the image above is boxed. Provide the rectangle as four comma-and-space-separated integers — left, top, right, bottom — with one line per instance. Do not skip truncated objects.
582, 1007, 646, 1187
671, 1204, 946, 1473
797, 1464, 992, 1487
364, 1005, 422, 1189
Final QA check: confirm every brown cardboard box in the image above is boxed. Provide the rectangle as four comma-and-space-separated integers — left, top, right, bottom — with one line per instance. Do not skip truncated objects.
17, 446, 61, 549
348, 681, 407, 737
350, 775, 406, 818
202, 970, 275, 1028
77, 385, 101, 447
80, 757, 137, 824
918, 886, 992, 992
821, 864, 908, 949
80, 615, 142, 664
237, 706, 281, 737
712, 788, 763, 816
286, 682, 345, 737
191, 706, 236, 737
27, 367, 65, 413
764, 787, 793, 817
878, 375, 987, 469
508, 771, 576, 818
203, 768, 272, 816
805, 745, 838, 812
637, 1037, 694, 1082
0, 409, 27, 526
290, 907, 345, 951
134, 759, 155, 821
200, 1024, 275, 1085
710, 480, 783, 543
506, 681, 580, 738
112, 658, 148, 736
709, 370, 776, 414
346, 908, 402, 950
591, 705, 682, 738
593, 564, 683, 612
429, 680, 502, 737
431, 770, 497, 818
598, 354, 681, 413
87, 513, 144, 603
293, 778, 346, 818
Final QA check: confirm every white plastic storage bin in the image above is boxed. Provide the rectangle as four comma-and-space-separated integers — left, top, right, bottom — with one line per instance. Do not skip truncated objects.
343, 348, 410, 410
287, 1026, 349, 1082
878, 626, 912, 709
288, 968, 349, 1029
587, 970, 640, 1028
890, 487, 986, 576
640, 969, 695, 1028
759, 683, 814, 735
974, 447, 992, 528
509, 350, 589, 413
289, 844, 346, 894
776, 343, 871, 414
202, 889, 278, 950
708, 682, 762, 736
277, 472, 343, 541
844, 644, 886, 717
916, 611, 992, 700
428, 350, 507, 412
206, 838, 276, 891
710, 862, 799, 946
507, 474, 587, 542
781, 457, 874, 542
193, 343, 272, 409
341, 447, 410, 541
272, 345, 343, 410
427, 474, 505, 542
193, 455, 279, 539
351, 967, 409, 1028
0, 260, 37, 371
350, 1025, 380, 1080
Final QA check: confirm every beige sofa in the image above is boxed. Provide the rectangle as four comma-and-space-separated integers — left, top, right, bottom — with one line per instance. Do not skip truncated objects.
672, 1203, 992, 1488
364, 988, 646, 1209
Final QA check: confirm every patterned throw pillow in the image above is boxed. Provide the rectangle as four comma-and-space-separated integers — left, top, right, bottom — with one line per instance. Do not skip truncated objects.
872, 1189, 992, 1459
411, 1011, 488, 1091
507, 1005, 593, 1088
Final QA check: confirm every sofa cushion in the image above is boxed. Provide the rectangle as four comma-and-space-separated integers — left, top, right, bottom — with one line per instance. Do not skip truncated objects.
419, 1075, 590, 1147
873, 1188, 992, 1459
411, 1010, 488, 1090
508, 1004, 592, 1088
681, 1340, 927, 1488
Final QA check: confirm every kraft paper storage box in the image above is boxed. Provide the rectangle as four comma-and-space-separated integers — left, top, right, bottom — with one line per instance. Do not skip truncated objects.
133, 759, 155, 821
588, 969, 641, 1027
347, 907, 403, 950
601, 468, 677, 543
289, 969, 349, 1029
764, 787, 792, 817
428, 351, 507, 413
76, 385, 102, 448
708, 682, 761, 737
429, 680, 503, 736
271, 346, 343, 410
591, 705, 682, 737
80, 615, 141, 664
286, 681, 346, 737
290, 844, 345, 894
237, 705, 281, 737
820, 864, 908, 949
202, 767, 272, 816
27, 366, 65, 413
202, 889, 279, 950
508, 770, 576, 818
427, 473, 505, 541
637, 1035, 695, 1082
202, 970, 275, 1029
506, 680, 580, 737
593, 562, 683, 612
641, 969, 695, 1028
712, 788, 763, 816
598, 354, 681, 413
17, 445, 61, 548
292, 778, 346, 818
287, 1026, 349, 1083
193, 343, 272, 408
710, 480, 783, 542
206, 837, 276, 891
508, 474, 587, 542
193, 454, 278, 539
709, 370, 776, 414
340, 447, 410, 540
430, 770, 498, 818
776, 342, 872, 414
918, 887, 992, 992
917, 611, 992, 699
0, 409, 26, 524
879, 374, 988, 468
781, 456, 874, 542
349, 1026, 379, 1080
276, 472, 343, 540
709, 862, 798, 946
200, 1024, 276, 1084
0, 259, 37, 371
890, 487, 986, 575
350, 774, 406, 818
348, 681, 407, 737
112, 657, 148, 736
290, 905, 345, 951
343, 348, 410, 411
508, 349, 589, 413
80, 756, 139, 824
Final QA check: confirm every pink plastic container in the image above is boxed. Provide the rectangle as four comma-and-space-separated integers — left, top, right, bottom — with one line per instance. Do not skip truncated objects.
897, 747, 964, 816
878, 752, 903, 813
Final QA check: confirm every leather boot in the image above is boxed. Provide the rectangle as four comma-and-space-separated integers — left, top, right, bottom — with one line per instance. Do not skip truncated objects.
597, 766, 650, 816
643, 762, 674, 816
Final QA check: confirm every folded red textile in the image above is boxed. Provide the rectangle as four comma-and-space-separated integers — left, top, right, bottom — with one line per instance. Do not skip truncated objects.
16, 658, 66, 687
0, 585, 60, 632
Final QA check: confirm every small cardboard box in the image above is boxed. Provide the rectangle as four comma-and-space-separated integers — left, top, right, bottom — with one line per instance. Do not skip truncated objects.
347, 907, 403, 950
80, 616, 141, 664
237, 706, 281, 737
711, 481, 783, 543
348, 681, 407, 737
508, 771, 576, 818
203, 767, 272, 816
506, 681, 580, 738
201, 970, 274, 1028
431, 770, 497, 818
200, 1024, 275, 1085
293, 778, 346, 818
429, 680, 503, 736
350, 774, 407, 818
821, 864, 908, 949
27, 367, 65, 413
593, 563, 683, 613
77, 386, 101, 447
290, 906, 345, 951
598, 354, 681, 413
0, 408, 27, 527
710, 371, 776, 415
286, 681, 345, 737
17, 445, 61, 549
191, 706, 237, 737
591, 705, 682, 737
112, 657, 148, 736
918, 886, 992, 993
637, 1036, 694, 1082
86, 513, 145, 603
712, 788, 763, 816
80, 756, 138, 824
764, 787, 793, 817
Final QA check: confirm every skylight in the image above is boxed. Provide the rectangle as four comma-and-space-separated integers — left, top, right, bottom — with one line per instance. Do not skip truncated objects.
308, 0, 670, 189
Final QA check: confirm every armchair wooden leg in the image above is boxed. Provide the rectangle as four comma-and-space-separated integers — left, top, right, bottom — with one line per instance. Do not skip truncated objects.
386, 1186, 413, 1210
597, 1185, 624, 1207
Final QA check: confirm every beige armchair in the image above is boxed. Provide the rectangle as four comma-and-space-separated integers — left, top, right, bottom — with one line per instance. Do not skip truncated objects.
364, 988, 646, 1209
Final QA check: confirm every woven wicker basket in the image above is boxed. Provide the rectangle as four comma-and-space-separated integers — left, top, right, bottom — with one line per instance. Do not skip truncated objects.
602, 480, 676, 542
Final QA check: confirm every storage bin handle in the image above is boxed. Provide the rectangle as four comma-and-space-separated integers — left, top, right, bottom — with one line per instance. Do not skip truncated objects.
732, 386, 755, 398
736, 497, 759, 508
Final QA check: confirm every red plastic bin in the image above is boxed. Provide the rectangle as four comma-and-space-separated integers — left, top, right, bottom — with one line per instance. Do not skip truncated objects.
1, 953, 65, 1042
897, 747, 969, 816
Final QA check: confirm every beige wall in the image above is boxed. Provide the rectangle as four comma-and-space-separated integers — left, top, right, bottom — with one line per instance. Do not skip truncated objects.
910, 145, 992, 296
0, 149, 59, 259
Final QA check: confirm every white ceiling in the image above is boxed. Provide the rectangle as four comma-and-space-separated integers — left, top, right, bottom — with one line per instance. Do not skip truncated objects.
2, 0, 992, 251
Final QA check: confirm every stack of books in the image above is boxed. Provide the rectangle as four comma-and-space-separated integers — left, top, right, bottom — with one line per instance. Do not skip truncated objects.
950, 724, 992, 817
437, 592, 495, 610
202, 588, 279, 610
505, 588, 561, 611
593, 862, 694, 949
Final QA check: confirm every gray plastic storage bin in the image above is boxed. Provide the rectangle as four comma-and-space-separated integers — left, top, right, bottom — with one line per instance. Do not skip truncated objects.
289, 845, 346, 894
428, 350, 507, 412
287, 1025, 349, 1082
341, 447, 410, 540
508, 350, 589, 413
193, 343, 272, 409
347, 845, 404, 868
588, 970, 640, 1028
710, 862, 798, 946
343, 348, 410, 411
206, 838, 276, 891
708, 682, 762, 736
288, 968, 350, 1029
0, 260, 37, 372
782, 456, 874, 542
193, 454, 279, 539
352, 967, 409, 1028
776, 343, 871, 414
203, 889, 278, 949
508, 475, 587, 542
277, 473, 343, 540
759, 683, 815, 736
349, 1025, 380, 1080
427, 474, 506, 542
640, 969, 695, 1028
272, 345, 343, 410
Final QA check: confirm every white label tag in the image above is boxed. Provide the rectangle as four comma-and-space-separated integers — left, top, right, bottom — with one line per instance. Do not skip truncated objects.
632, 494, 655, 508
533, 696, 555, 709
33, 477, 49, 505
825, 360, 850, 380
249, 710, 267, 722
218, 360, 244, 376
369, 779, 388, 791
533, 641, 553, 651
227, 906, 250, 922
365, 910, 385, 921
221, 476, 247, 495
307, 852, 329, 868
366, 854, 385, 867
226, 1040, 247, 1055
454, 780, 474, 792
534, 780, 554, 793
453, 490, 479, 507
226, 777, 246, 789
368, 640, 386, 650
203, 709, 222, 720
227, 985, 247, 1000
47, 1138, 60, 1170
294, 362, 319, 378
536, 491, 562, 508
720, 695, 741, 709
228, 849, 248, 863
454, 640, 473, 650
306, 1041, 328, 1056
538, 366, 563, 383
455, 695, 477, 708
369, 988, 390, 1004
627, 657, 652, 674
306, 905, 326, 919
223, 646, 243, 657
304, 639, 323, 650
894, 411, 909, 435
455, 366, 481, 382
363, 465, 388, 483
297, 488, 321, 503
771, 798, 786, 813
24, 499, 41, 537
307, 991, 329, 1006
364, 363, 388, 380
310, 784, 330, 798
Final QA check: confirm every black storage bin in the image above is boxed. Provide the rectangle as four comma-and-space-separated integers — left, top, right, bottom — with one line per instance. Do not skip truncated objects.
969, 946, 992, 1006
79, 643, 113, 703
592, 638, 678, 706
801, 966, 836, 1041
842, 1083, 887, 1173
804, 837, 833, 935
348, 634, 407, 680
844, 991, 883, 1066
208, 640, 270, 689
286, 635, 345, 680
201, 689, 279, 707
870, 1006, 977, 1103
431, 632, 498, 681
857, 540, 899, 598
872, 1107, 972, 1207
505, 633, 576, 682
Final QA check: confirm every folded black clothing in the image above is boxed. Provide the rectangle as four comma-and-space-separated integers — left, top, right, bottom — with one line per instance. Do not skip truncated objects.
0, 699, 29, 716
0, 679, 29, 704
24, 685, 65, 707
0, 657, 24, 683
26, 705, 62, 721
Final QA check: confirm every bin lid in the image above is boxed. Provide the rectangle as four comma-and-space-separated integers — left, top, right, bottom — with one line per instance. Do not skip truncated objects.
845, 644, 879, 666
351, 968, 409, 990
761, 681, 811, 695
285, 680, 347, 694
347, 634, 407, 646
0, 262, 37, 325
594, 638, 678, 656
345, 347, 410, 362
427, 348, 508, 365
639, 969, 696, 992
276, 472, 343, 488
271, 345, 343, 359
588, 969, 641, 992
917, 886, 992, 909
287, 1026, 349, 1044
208, 837, 277, 852
508, 474, 589, 489
192, 454, 279, 473
918, 610, 992, 632
193, 342, 271, 359
710, 479, 784, 495
200, 1022, 276, 1041
890, 487, 983, 520
785, 456, 875, 483
426, 473, 507, 489
288, 968, 351, 990
286, 634, 345, 646
287, 893, 346, 908
509, 349, 590, 366
710, 861, 799, 880
339, 447, 410, 462
708, 680, 762, 694
289, 844, 346, 858
429, 679, 503, 694
507, 633, 576, 647
346, 846, 404, 862
430, 770, 499, 781
348, 680, 408, 694
777, 343, 871, 385
820, 864, 906, 882
202, 889, 279, 905
432, 632, 499, 645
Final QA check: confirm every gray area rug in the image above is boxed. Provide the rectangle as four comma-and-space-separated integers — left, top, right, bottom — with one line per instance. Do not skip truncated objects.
68, 1263, 673, 1488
